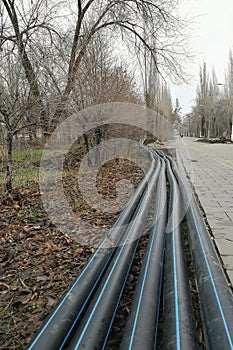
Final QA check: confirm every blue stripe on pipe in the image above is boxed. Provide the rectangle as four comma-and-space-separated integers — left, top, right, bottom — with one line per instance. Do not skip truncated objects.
59, 189, 154, 348
63, 172, 155, 349
28, 173, 145, 350
58, 188, 147, 349
128, 188, 161, 350
72, 173, 155, 350
189, 203, 233, 350
154, 234, 166, 350
58, 255, 111, 350
103, 161, 162, 350
152, 157, 166, 350
172, 183, 181, 350
101, 240, 140, 350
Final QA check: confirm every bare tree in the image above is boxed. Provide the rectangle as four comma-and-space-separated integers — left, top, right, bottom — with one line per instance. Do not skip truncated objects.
69, 34, 141, 157
0, 49, 35, 190
206, 69, 220, 138
73, 34, 139, 109
1, 0, 190, 129
1, 1, 63, 129
223, 50, 233, 139
196, 62, 210, 137
191, 62, 230, 139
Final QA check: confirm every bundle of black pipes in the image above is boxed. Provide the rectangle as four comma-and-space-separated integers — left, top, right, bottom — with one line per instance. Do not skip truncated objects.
29, 147, 233, 350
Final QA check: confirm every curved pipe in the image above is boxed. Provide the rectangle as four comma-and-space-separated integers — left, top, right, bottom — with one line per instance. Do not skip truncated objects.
171, 158, 233, 350
28, 147, 233, 350
162, 156, 197, 350
64, 160, 162, 350
120, 159, 167, 350
28, 155, 157, 350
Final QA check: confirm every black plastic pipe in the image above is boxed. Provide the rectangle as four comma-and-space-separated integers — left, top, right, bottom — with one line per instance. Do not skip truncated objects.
171, 158, 233, 350
28, 145, 233, 350
120, 159, 167, 350
63, 160, 162, 350
28, 156, 157, 350
162, 156, 197, 350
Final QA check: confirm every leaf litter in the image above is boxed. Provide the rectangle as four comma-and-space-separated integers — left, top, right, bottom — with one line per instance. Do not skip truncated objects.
0, 156, 144, 349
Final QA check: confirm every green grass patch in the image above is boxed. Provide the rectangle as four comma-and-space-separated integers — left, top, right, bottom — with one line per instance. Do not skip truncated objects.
12, 149, 43, 164
0, 148, 71, 189
0, 149, 43, 189
0, 147, 82, 189
0, 167, 39, 188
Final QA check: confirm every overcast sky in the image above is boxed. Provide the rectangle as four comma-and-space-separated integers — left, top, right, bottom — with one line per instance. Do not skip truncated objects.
171, 0, 233, 114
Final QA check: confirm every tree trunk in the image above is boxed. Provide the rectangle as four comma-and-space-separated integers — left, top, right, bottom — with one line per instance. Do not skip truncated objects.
83, 133, 89, 153
6, 131, 13, 192
201, 115, 206, 137
92, 126, 103, 166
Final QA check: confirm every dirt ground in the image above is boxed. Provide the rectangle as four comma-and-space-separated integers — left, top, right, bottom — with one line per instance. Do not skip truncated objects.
0, 157, 144, 349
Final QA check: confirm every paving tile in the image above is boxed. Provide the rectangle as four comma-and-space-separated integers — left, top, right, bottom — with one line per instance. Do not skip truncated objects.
212, 227, 233, 240
175, 138, 233, 288
213, 238, 233, 256
226, 270, 233, 286
207, 219, 233, 229
200, 201, 222, 209
226, 212, 233, 221
206, 212, 231, 221
221, 255, 233, 270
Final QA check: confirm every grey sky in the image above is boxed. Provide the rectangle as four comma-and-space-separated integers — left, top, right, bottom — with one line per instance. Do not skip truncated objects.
171, 0, 233, 114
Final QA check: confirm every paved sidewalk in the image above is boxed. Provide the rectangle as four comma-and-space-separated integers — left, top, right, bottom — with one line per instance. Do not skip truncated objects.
174, 137, 233, 286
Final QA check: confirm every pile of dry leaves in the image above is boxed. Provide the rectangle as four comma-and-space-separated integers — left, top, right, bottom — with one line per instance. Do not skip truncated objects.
0, 157, 144, 349
0, 186, 94, 349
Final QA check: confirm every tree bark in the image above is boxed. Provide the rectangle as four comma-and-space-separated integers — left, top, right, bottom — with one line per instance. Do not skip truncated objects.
6, 130, 13, 192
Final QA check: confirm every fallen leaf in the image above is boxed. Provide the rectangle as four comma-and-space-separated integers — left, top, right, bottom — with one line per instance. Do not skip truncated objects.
46, 296, 57, 308
36, 276, 48, 282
